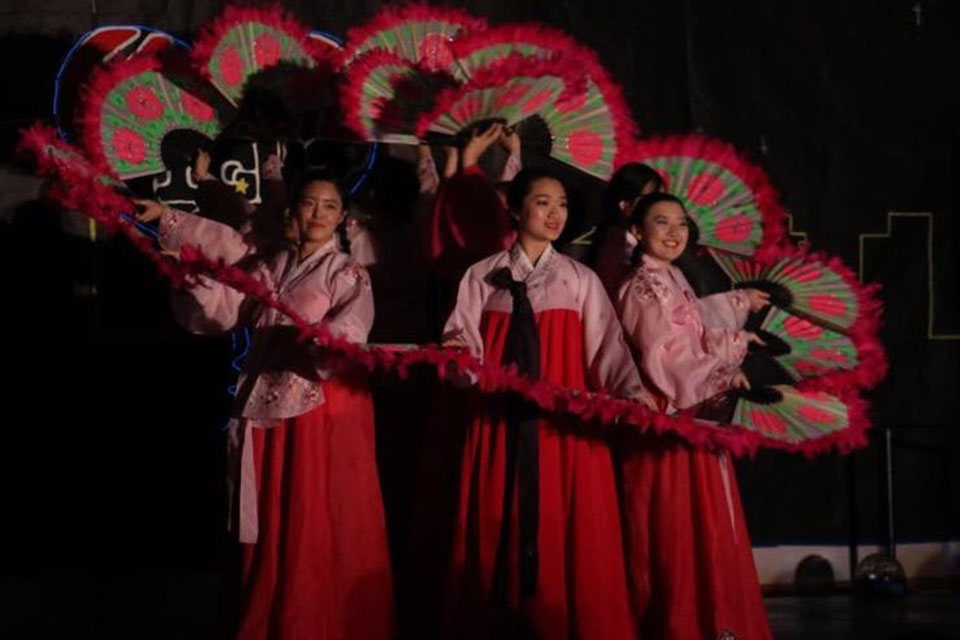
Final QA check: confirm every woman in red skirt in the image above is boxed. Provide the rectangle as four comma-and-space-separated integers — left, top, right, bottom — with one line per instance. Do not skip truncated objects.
616, 192, 772, 640
173, 169, 393, 640
441, 168, 657, 639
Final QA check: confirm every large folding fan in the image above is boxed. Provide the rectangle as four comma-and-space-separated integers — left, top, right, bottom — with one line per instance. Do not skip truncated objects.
341, 50, 456, 144
191, 5, 337, 109
627, 135, 787, 258
450, 24, 636, 179
342, 3, 487, 72
693, 384, 864, 448
79, 54, 231, 180
415, 55, 587, 145
711, 249, 862, 333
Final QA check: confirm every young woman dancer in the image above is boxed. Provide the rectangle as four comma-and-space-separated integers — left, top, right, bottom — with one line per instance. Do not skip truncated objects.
172, 170, 393, 640
616, 192, 772, 640
441, 168, 657, 640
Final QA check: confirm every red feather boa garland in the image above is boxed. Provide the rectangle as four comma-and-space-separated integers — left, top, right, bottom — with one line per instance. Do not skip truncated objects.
18, 123, 878, 459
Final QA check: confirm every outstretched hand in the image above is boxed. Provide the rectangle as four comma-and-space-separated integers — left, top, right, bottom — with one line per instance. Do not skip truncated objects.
731, 371, 751, 391
462, 122, 503, 169
498, 127, 521, 155
133, 198, 165, 223
638, 389, 660, 412
193, 149, 212, 181
743, 287, 771, 313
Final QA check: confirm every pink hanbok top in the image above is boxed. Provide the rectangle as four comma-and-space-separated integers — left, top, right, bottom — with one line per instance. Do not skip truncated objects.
174, 237, 373, 541
617, 253, 751, 411
444, 242, 645, 399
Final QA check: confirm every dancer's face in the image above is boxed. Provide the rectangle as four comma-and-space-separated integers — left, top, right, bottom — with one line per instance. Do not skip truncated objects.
633, 200, 689, 265
518, 177, 568, 243
295, 180, 345, 248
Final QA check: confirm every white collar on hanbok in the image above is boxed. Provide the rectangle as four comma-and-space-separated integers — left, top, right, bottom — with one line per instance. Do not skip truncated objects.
282, 236, 340, 283
509, 241, 556, 280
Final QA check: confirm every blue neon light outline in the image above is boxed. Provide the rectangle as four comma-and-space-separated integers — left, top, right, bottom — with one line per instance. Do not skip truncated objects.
308, 28, 344, 47
119, 212, 160, 238
53, 25, 190, 142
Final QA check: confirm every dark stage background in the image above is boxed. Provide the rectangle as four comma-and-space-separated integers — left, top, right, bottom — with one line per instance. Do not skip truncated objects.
0, 0, 957, 584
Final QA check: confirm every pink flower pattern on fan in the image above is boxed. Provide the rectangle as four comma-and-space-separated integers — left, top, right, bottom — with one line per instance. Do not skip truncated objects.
783, 315, 823, 339
781, 261, 822, 283
794, 360, 826, 375
417, 33, 455, 71
219, 45, 245, 86
126, 86, 164, 120
254, 33, 282, 68
555, 87, 587, 113
810, 348, 849, 364
111, 128, 146, 164
798, 405, 838, 425
567, 129, 603, 168
748, 409, 788, 434
686, 172, 725, 205
450, 94, 485, 124
809, 294, 846, 317
520, 87, 554, 115
181, 92, 215, 121
495, 82, 532, 109
714, 215, 754, 243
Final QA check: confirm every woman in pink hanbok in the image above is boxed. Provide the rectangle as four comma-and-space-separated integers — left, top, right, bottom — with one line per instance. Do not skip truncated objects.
615, 192, 773, 640
170, 170, 393, 640
441, 168, 657, 640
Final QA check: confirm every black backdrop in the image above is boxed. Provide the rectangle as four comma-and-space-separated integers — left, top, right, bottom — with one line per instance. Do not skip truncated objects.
0, 0, 957, 577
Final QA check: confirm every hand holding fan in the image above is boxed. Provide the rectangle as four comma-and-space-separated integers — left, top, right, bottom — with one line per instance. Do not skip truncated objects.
711, 249, 866, 333
415, 54, 587, 146
79, 53, 231, 180
450, 23, 637, 179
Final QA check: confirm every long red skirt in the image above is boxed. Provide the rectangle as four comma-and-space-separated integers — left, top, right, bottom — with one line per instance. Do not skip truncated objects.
620, 436, 772, 640
233, 379, 394, 640
444, 309, 635, 640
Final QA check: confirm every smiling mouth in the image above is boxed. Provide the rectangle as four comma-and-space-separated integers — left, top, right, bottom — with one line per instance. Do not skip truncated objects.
663, 239, 680, 249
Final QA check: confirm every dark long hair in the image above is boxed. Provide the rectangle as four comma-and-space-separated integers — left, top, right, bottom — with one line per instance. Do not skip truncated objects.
588, 162, 664, 266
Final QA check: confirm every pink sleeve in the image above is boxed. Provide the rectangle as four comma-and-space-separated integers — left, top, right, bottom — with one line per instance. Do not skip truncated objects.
441, 266, 488, 360
580, 268, 646, 399
159, 208, 253, 265
346, 219, 378, 267
618, 274, 739, 409
499, 152, 522, 183
703, 327, 750, 368
697, 289, 750, 330
324, 262, 375, 343
172, 262, 268, 334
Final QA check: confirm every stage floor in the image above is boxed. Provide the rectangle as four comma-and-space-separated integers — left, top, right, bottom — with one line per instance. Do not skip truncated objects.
1, 574, 958, 639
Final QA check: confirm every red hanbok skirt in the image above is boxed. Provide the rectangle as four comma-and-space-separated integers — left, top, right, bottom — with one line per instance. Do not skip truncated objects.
620, 436, 772, 640
444, 309, 635, 640
232, 378, 394, 640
